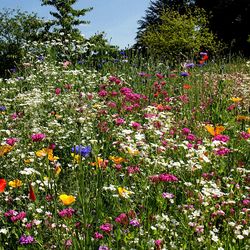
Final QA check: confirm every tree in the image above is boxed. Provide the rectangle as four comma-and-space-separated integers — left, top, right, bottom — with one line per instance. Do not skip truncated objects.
140, 8, 220, 62
41, 0, 93, 42
195, 0, 250, 56
0, 9, 46, 77
136, 0, 195, 46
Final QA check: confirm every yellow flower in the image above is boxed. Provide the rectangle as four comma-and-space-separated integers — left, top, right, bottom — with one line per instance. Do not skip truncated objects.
109, 156, 125, 164
248, 128, 250, 134
8, 179, 23, 188
36, 148, 59, 161
24, 158, 34, 164
71, 153, 81, 163
118, 187, 134, 198
236, 115, 250, 121
231, 97, 242, 102
126, 147, 139, 156
59, 194, 76, 205
36, 148, 48, 157
55, 164, 62, 175
0, 145, 12, 157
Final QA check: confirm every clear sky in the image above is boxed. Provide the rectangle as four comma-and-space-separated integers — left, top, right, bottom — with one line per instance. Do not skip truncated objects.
0, 0, 151, 49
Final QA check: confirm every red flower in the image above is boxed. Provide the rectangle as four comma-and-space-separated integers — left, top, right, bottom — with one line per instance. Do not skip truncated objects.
0, 179, 7, 192
29, 183, 36, 201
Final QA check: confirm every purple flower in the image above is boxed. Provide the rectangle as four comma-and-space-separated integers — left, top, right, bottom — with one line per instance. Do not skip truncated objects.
99, 246, 109, 250
19, 235, 35, 245
162, 192, 175, 199
0, 106, 6, 111
129, 219, 140, 227
180, 72, 189, 77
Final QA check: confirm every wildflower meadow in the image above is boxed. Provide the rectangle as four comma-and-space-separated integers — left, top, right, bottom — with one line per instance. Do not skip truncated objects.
0, 43, 250, 250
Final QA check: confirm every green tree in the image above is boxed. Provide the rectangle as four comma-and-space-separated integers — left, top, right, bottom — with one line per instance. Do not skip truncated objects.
0, 8, 46, 77
195, 0, 250, 56
41, 0, 93, 42
140, 8, 221, 62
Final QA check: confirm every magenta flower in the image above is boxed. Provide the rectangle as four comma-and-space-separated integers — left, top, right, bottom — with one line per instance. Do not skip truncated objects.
55, 88, 61, 95
212, 134, 230, 142
115, 118, 125, 126
99, 223, 113, 233
31, 133, 46, 142
214, 147, 230, 156
182, 128, 191, 135
242, 199, 250, 206
6, 138, 18, 146
115, 213, 128, 225
240, 132, 250, 140
94, 232, 104, 239
98, 90, 108, 97
159, 173, 178, 182
131, 122, 141, 129
58, 208, 75, 218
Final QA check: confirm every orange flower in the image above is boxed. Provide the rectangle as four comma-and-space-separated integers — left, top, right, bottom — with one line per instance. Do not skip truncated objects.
183, 84, 192, 89
205, 125, 225, 136
0, 145, 12, 157
59, 194, 76, 205
0, 179, 7, 192
109, 156, 125, 164
236, 115, 250, 121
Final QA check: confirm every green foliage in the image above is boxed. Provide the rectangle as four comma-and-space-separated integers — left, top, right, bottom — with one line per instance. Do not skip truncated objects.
41, 0, 93, 42
0, 9, 46, 77
140, 8, 222, 61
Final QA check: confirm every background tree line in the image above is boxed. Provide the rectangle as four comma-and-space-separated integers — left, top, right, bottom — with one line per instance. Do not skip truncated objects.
0, 0, 249, 77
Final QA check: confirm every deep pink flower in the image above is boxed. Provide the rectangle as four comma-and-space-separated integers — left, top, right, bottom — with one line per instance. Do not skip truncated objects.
131, 122, 141, 129
98, 90, 108, 97
240, 132, 250, 140
115, 118, 125, 126
6, 138, 18, 146
214, 147, 230, 156
115, 213, 128, 225
94, 232, 104, 239
159, 173, 178, 182
31, 133, 46, 142
55, 88, 61, 95
212, 135, 230, 142
182, 128, 191, 135
242, 199, 250, 206
100, 223, 113, 233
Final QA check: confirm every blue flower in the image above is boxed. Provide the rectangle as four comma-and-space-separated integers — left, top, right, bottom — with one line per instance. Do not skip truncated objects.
0, 106, 6, 111
71, 145, 91, 157
180, 72, 189, 77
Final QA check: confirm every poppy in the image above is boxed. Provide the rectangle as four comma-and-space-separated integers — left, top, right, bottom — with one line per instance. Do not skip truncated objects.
205, 125, 225, 136
0, 179, 7, 192
59, 194, 76, 205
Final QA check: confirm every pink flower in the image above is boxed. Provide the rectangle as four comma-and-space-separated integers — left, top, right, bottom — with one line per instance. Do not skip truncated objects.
214, 147, 230, 156
212, 135, 230, 142
99, 223, 113, 233
131, 122, 141, 129
159, 173, 178, 182
242, 199, 250, 206
115, 213, 128, 225
182, 128, 191, 135
98, 90, 108, 97
162, 192, 175, 199
31, 133, 46, 142
55, 88, 61, 95
240, 132, 250, 140
6, 138, 18, 146
94, 232, 104, 239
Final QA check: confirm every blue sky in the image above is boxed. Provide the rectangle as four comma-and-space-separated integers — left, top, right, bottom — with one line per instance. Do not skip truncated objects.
0, 0, 151, 48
